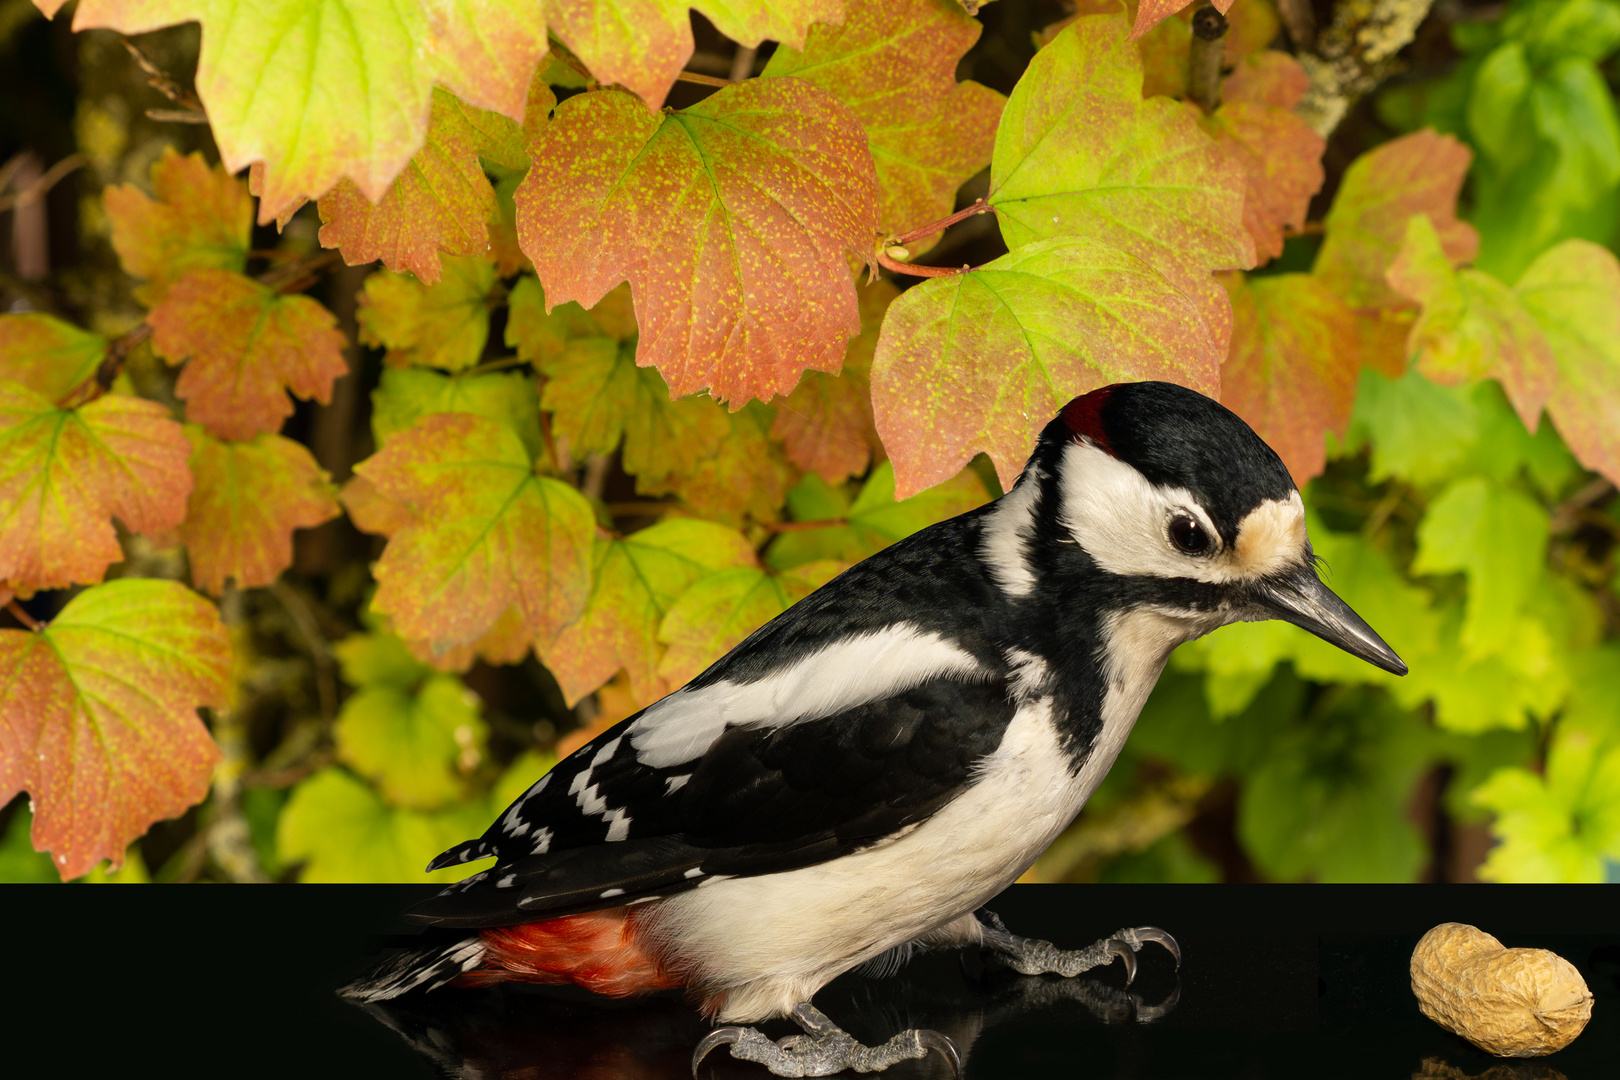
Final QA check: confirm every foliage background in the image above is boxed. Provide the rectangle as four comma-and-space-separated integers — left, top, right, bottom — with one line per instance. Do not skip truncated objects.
1, 0, 1618, 886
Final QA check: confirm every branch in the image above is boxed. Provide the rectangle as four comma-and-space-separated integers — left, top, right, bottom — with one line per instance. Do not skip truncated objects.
0, 153, 86, 214
1187, 2, 1230, 113
1297, 0, 1438, 136
5, 599, 42, 632
1276, 0, 1317, 51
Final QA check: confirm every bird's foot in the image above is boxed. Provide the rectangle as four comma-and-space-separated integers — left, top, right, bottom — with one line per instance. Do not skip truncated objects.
976, 909, 1180, 986
692, 1002, 960, 1078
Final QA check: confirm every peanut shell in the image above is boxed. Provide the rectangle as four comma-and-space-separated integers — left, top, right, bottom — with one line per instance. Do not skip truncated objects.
1410, 922, 1593, 1057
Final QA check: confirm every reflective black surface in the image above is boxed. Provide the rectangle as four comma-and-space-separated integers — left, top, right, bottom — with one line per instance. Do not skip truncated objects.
8, 885, 1615, 1079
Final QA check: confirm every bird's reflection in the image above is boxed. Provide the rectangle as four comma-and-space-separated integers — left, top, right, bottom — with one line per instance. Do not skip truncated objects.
351, 956, 1180, 1079
1413, 1059, 1569, 1080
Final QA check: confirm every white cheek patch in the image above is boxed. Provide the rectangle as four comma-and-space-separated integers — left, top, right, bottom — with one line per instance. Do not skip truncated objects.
980, 466, 1041, 597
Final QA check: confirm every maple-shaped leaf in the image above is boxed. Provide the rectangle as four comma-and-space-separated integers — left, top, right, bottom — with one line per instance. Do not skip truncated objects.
762, 0, 1004, 252
1386, 215, 1557, 431
1314, 130, 1479, 310
990, 12, 1253, 354
770, 279, 896, 485
656, 560, 846, 689
40, 0, 547, 223
1220, 272, 1360, 485
517, 79, 879, 404
0, 578, 229, 879
1205, 51, 1325, 265
0, 385, 191, 593
0, 313, 107, 403
637, 403, 798, 525
318, 87, 540, 284
1129, 0, 1232, 40
336, 672, 486, 811
405, 602, 534, 673
506, 275, 639, 369
542, 519, 759, 708
340, 474, 417, 538
148, 269, 348, 441
357, 256, 496, 372
103, 148, 251, 305
1472, 729, 1620, 883
1515, 240, 1620, 486
354, 413, 594, 653
871, 235, 1222, 497
371, 366, 545, 461
178, 427, 340, 595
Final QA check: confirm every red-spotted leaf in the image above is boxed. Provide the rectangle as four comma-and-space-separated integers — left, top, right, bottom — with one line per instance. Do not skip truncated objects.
1220, 272, 1361, 485
357, 256, 496, 372
1387, 215, 1556, 430
354, 413, 594, 653
318, 88, 538, 285
516, 79, 879, 404
1314, 130, 1479, 310
1515, 240, 1620, 485
1129, 0, 1232, 41
656, 560, 846, 689
148, 269, 348, 440
0, 313, 107, 402
0, 385, 191, 593
990, 13, 1253, 355
762, 0, 1004, 251
542, 519, 759, 708
0, 577, 229, 879
637, 403, 798, 525
178, 427, 341, 595
103, 148, 251, 305
871, 235, 1222, 497
1206, 51, 1325, 265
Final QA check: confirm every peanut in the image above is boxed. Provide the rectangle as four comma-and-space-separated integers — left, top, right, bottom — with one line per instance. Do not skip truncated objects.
1410, 923, 1593, 1057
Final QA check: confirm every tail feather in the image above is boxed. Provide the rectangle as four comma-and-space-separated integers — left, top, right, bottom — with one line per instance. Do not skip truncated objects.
340, 936, 486, 1003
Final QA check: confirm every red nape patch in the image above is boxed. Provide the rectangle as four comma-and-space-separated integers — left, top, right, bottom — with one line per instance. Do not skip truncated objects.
1060, 386, 1118, 454
454, 907, 684, 998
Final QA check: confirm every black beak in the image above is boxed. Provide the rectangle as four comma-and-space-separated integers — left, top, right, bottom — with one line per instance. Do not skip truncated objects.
1249, 564, 1408, 676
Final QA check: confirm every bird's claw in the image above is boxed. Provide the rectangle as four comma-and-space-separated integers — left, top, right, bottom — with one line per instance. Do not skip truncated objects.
1112, 926, 1181, 971
692, 1026, 745, 1075
919, 1028, 963, 1077
1105, 937, 1137, 986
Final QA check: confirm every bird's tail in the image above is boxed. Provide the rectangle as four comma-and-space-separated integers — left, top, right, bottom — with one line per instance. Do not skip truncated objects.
339, 936, 487, 1003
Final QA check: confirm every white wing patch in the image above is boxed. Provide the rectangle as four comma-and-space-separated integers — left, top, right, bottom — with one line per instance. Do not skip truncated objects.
627, 625, 991, 767
980, 466, 1041, 597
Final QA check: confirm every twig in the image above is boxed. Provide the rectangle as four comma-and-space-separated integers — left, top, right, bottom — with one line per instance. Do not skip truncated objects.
5, 600, 42, 632
1187, 2, 1229, 113
675, 70, 732, 89
1550, 478, 1617, 534
0, 153, 86, 213
1297, 0, 1437, 136
121, 37, 205, 114
729, 45, 758, 83
259, 248, 342, 295
1276, 0, 1317, 51
146, 109, 210, 125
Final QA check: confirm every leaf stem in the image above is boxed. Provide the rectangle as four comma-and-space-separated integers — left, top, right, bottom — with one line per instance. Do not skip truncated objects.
889, 199, 996, 248
4, 599, 42, 632
675, 71, 733, 89
875, 250, 972, 278
1187, 2, 1229, 113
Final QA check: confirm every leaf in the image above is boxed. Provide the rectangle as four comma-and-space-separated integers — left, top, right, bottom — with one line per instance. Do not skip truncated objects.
542, 519, 759, 708
1386, 215, 1557, 430
340, 474, 417, 538
1313, 130, 1480, 310
1473, 730, 1620, 882
761, 0, 1005, 251
870, 235, 1222, 497
1205, 52, 1325, 264
516, 79, 880, 404
636, 403, 797, 525
317, 87, 538, 285
655, 560, 846, 688
333, 629, 433, 689
989, 13, 1253, 354
47, 0, 547, 223
353, 412, 595, 653
1219, 272, 1361, 485
0, 385, 191, 593
103, 148, 251, 305
371, 366, 544, 462
356, 256, 496, 372
0, 578, 229, 879
335, 673, 485, 810
767, 460, 988, 570
1129, 0, 1232, 41
177, 427, 341, 595
1514, 239, 1620, 485
148, 269, 349, 440
0, 314, 108, 403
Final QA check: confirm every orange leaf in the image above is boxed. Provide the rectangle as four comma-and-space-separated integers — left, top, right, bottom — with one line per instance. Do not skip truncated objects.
0, 313, 107, 403
104, 148, 251, 306
1129, 0, 1232, 41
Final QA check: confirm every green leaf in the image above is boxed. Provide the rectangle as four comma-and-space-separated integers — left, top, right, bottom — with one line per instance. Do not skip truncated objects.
1344, 368, 1484, 488
1473, 729, 1620, 882
1466, 43, 1534, 171
371, 366, 544, 461
335, 674, 485, 810
333, 630, 434, 690
767, 461, 987, 570
356, 256, 496, 372
1507, 0, 1620, 68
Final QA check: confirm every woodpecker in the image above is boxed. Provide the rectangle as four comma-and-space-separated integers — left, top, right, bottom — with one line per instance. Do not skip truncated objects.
343, 382, 1406, 1076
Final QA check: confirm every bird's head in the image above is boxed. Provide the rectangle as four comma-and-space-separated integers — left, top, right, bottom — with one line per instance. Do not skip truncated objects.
994, 381, 1405, 676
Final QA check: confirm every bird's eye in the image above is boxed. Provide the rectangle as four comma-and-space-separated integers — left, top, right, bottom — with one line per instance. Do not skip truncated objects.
1168, 515, 1212, 556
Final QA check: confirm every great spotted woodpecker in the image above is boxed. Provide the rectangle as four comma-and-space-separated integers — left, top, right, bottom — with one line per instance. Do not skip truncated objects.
343, 382, 1406, 1076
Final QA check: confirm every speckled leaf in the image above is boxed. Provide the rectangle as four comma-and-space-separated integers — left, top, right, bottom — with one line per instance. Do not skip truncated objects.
1220, 272, 1360, 485
149, 269, 349, 440
1206, 51, 1324, 265
637, 403, 797, 525
371, 366, 544, 461
1514, 240, 1620, 486
871, 235, 1221, 497
1129, 0, 1231, 40
336, 674, 485, 810
543, 519, 759, 707
656, 559, 845, 689
318, 88, 539, 285
357, 256, 496, 372
354, 412, 594, 653
1387, 215, 1557, 430
0, 385, 191, 593
178, 427, 340, 595
0, 314, 107, 403
762, 0, 1003, 251
103, 148, 252, 305
341, 474, 417, 537
0, 578, 229, 879
506, 276, 641, 368
516, 79, 879, 404
1314, 130, 1479, 310
990, 12, 1253, 354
